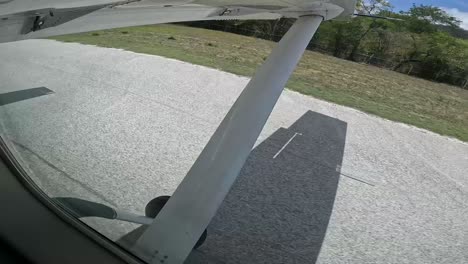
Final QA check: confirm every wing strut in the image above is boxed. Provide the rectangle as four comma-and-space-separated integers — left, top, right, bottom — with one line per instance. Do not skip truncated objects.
133, 15, 323, 264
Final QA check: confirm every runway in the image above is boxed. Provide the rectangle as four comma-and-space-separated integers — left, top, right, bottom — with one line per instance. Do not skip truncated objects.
1, 39, 467, 263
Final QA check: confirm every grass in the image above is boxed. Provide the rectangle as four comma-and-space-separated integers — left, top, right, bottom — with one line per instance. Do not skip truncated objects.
51, 24, 468, 142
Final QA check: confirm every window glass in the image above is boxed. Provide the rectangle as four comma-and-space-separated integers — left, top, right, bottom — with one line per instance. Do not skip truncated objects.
1, 1, 467, 263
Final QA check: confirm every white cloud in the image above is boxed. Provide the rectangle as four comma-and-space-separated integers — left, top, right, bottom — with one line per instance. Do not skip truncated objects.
441, 7, 468, 30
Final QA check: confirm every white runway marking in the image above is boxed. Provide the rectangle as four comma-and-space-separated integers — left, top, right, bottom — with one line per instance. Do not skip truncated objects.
273, 132, 302, 159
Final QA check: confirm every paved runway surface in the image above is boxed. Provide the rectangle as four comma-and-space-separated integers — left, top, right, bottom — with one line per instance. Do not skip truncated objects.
1, 40, 467, 264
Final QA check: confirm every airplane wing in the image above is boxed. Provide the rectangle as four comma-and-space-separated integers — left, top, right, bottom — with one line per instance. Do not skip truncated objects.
0, 0, 356, 43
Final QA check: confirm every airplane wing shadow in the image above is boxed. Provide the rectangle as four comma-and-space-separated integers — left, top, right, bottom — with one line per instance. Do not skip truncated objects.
188, 110, 347, 264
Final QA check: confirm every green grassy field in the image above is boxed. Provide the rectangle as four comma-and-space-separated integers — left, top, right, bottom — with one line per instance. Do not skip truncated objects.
52, 24, 468, 142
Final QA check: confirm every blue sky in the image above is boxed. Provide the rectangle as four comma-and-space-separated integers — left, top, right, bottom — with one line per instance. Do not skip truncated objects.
390, 0, 468, 12
389, 0, 468, 29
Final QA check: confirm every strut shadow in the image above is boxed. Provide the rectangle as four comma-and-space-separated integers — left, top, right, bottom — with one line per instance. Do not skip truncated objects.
0, 87, 53, 106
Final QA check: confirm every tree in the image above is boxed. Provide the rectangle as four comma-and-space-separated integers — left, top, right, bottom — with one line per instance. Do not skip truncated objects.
184, 3, 468, 88
356, 0, 391, 15
344, 0, 392, 61
347, 18, 391, 60
402, 4, 462, 33
420, 32, 468, 82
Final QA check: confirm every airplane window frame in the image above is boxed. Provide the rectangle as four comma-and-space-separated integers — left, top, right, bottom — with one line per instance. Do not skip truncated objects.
0, 135, 143, 264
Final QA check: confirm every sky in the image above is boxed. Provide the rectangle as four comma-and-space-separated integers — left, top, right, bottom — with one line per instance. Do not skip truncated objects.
389, 0, 468, 29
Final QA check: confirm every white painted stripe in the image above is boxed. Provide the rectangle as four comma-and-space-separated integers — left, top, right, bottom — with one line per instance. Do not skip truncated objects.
273, 132, 302, 159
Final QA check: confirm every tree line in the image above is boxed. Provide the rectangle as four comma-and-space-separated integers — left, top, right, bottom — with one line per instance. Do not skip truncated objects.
183, 1, 468, 88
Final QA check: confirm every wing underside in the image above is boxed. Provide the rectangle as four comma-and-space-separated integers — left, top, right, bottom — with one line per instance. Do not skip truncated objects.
0, 0, 356, 43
